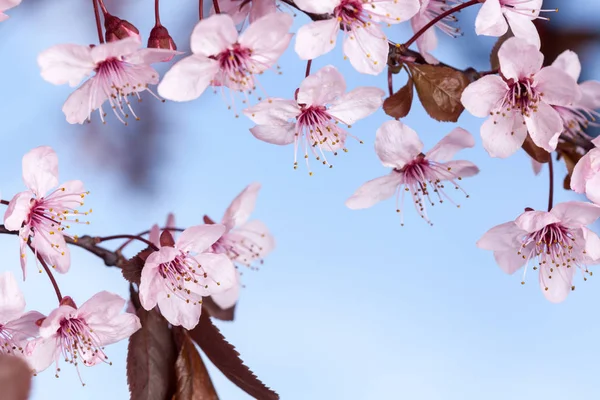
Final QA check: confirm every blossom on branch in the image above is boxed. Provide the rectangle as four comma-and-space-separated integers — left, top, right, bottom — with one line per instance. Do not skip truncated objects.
37, 37, 178, 124
294, 0, 420, 75
243, 65, 384, 173
477, 201, 600, 303
461, 37, 580, 158
346, 120, 478, 225
4, 146, 89, 279
157, 13, 293, 107
26, 292, 141, 379
139, 225, 236, 329
571, 137, 600, 205
212, 0, 278, 25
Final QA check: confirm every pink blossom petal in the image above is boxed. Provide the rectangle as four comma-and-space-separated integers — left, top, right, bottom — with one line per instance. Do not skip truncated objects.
550, 201, 600, 229
582, 227, 600, 262
345, 173, 403, 210
579, 81, 600, 110
33, 231, 70, 274
474, 0, 508, 37
149, 224, 160, 247
177, 224, 226, 254
211, 269, 241, 309
343, 24, 388, 75
539, 263, 574, 303
193, 253, 237, 295
235, 219, 276, 259
26, 336, 59, 374
243, 98, 299, 125
239, 13, 293, 69
411, 13, 439, 64
480, 113, 527, 158
551, 50, 581, 81
460, 75, 508, 118
293, 0, 339, 14
4, 191, 34, 231
294, 19, 339, 60
514, 210, 560, 232
0, 272, 25, 322
124, 48, 181, 65
90, 37, 141, 64
215, 0, 250, 24
249, 0, 278, 23
0, 13, 8, 21
477, 221, 524, 251
38, 306, 75, 338
22, 146, 59, 197
367, 0, 420, 23
250, 123, 296, 145
157, 55, 219, 102
375, 120, 423, 168
534, 66, 580, 106
37, 43, 95, 87
139, 250, 172, 311
584, 173, 600, 205
88, 312, 141, 346
493, 249, 527, 275
5, 310, 44, 342
157, 294, 202, 330
222, 183, 261, 231
426, 128, 475, 161
504, 9, 540, 49
297, 65, 346, 106
525, 101, 563, 152
77, 291, 127, 323
497, 37, 543, 81
62, 78, 107, 124
190, 14, 238, 56
531, 158, 543, 175
440, 160, 480, 178
328, 87, 385, 125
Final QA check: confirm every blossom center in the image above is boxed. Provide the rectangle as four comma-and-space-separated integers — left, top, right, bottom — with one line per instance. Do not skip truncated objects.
212, 230, 266, 270
57, 316, 108, 368
158, 252, 220, 303
333, 0, 366, 26
502, 78, 540, 117
518, 223, 578, 267
214, 43, 255, 91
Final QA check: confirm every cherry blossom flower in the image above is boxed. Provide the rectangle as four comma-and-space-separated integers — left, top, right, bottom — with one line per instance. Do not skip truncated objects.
139, 224, 236, 329
294, 0, 419, 75
4, 146, 89, 279
531, 157, 542, 175
0, 0, 21, 21
0, 272, 44, 357
571, 137, 600, 205
550, 50, 600, 140
410, 0, 461, 64
157, 13, 293, 106
243, 65, 384, 172
461, 37, 580, 158
212, 0, 278, 25
37, 37, 178, 124
346, 120, 479, 225
474, 0, 555, 49
25, 292, 141, 379
477, 201, 600, 303
208, 182, 275, 309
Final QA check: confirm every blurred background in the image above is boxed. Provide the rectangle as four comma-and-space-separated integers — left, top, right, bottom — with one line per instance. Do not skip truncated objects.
1, 0, 599, 399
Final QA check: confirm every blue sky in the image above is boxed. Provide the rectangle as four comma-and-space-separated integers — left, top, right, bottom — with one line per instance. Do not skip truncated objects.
1, 1, 599, 399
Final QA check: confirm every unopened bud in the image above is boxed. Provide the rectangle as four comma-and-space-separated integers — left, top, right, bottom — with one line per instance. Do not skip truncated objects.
147, 24, 177, 61
104, 13, 140, 42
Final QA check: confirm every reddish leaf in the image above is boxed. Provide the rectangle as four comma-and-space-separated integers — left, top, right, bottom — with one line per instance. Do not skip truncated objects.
407, 63, 469, 122
160, 230, 176, 247
383, 77, 414, 120
190, 313, 278, 400
202, 296, 236, 321
557, 143, 584, 191
490, 30, 513, 71
172, 327, 219, 400
0, 354, 31, 400
121, 247, 153, 285
127, 308, 177, 400
521, 135, 551, 163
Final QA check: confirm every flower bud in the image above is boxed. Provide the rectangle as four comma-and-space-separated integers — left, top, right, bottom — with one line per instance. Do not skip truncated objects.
147, 24, 177, 61
104, 13, 140, 42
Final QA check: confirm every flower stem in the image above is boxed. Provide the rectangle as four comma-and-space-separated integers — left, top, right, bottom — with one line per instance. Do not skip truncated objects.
92, 0, 105, 44
29, 244, 63, 302
548, 155, 554, 211
115, 227, 185, 253
97, 0, 108, 14
305, 59, 312, 78
403, 0, 480, 48
199, 0, 204, 19
0, 200, 9, 205
155, 0, 161, 25
96, 234, 159, 251
213, 0, 221, 14
387, 68, 394, 96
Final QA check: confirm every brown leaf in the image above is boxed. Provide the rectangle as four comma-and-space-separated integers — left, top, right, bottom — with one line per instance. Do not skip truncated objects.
190, 313, 279, 400
202, 296, 236, 321
121, 247, 153, 285
490, 30, 513, 71
127, 308, 177, 400
557, 144, 584, 191
383, 77, 414, 120
172, 327, 219, 400
0, 354, 32, 400
521, 135, 551, 163
160, 230, 176, 247
407, 63, 469, 122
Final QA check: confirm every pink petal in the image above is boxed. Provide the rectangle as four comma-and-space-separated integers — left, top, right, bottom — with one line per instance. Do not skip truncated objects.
525, 101, 563, 152
585, 173, 600, 205
297, 65, 346, 106
211, 270, 241, 309
157, 55, 219, 102
579, 81, 600, 110
157, 294, 202, 329
5, 310, 44, 342
460, 75, 508, 118
87, 312, 141, 346
480, 113, 527, 158
222, 183, 261, 230
474, 0, 508, 37
124, 48, 181, 65
343, 24, 388, 75
166, 213, 176, 229
440, 160, 480, 178
539, 263, 574, 303
514, 210, 559, 232
62, 78, 107, 124
32, 231, 70, 274
345, 173, 403, 210
535, 66, 580, 107
328, 87, 385, 125
177, 224, 226, 253
250, 123, 296, 145
293, 0, 339, 14
531, 158, 543, 175
22, 146, 59, 197
239, 12, 293, 69
37, 43, 95, 87
190, 14, 238, 56
4, 191, 33, 231
497, 37, 543, 81
426, 128, 475, 161
139, 249, 174, 310
550, 201, 600, 229
77, 291, 127, 323
0, 272, 25, 323
493, 249, 527, 275
551, 50, 581, 81
90, 37, 141, 63
215, 0, 250, 24
477, 221, 524, 251
411, 13, 439, 64
149, 224, 160, 247
375, 120, 423, 169
234, 219, 276, 261
243, 98, 299, 125
193, 253, 237, 296
570, 151, 595, 193
367, 0, 420, 23
39, 305, 75, 338
25, 336, 58, 374
249, 0, 278, 23
294, 19, 339, 60
504, 10, 540, 49
581, 227, 600, 262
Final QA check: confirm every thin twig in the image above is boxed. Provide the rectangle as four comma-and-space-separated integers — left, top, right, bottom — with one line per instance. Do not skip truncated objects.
28, 243, 63, 302
548, 156, 554, 211
92, 0, 105, 43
